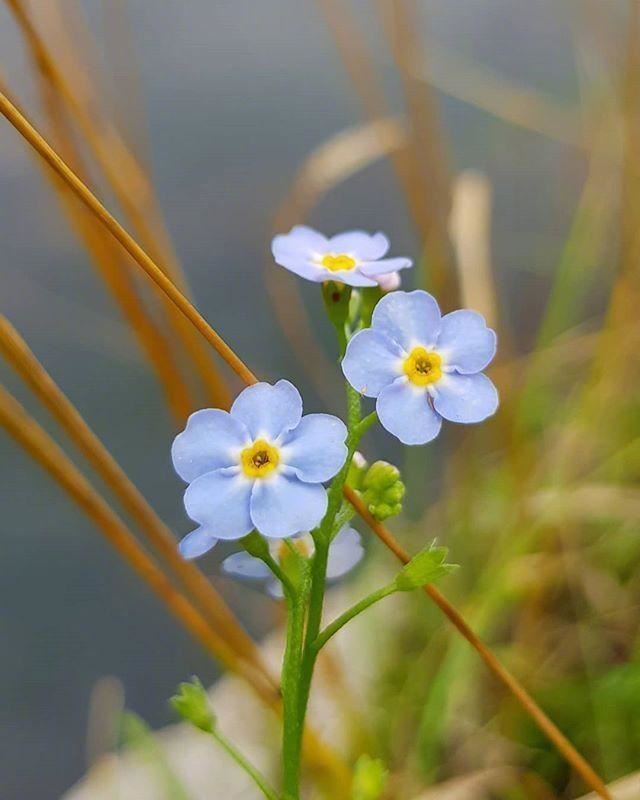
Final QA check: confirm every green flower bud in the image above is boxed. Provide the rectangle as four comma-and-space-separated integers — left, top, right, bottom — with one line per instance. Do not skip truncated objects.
170, 677, 215, 733
352, 754, 388, 800
394, 542, 457, 592
361, 461, 405, 521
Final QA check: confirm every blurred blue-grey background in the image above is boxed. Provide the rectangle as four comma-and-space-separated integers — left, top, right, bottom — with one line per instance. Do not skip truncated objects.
0, 1, 598, 797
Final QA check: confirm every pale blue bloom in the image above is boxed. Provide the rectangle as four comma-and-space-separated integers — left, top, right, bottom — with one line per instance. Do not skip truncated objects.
222, 526, 364, 597
172, 380, 347, 555
342, 290, 498, 445
271, 226, 412, 288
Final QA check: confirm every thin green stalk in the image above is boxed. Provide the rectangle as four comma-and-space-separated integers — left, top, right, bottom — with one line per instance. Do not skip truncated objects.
281, 591, 307, 799
312, 583, 396, 653
282, 383, 369, 796
210, 727, 280, 800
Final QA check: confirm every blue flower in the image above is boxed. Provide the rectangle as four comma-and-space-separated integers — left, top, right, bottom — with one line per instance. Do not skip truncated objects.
271, 226, 412, 288
172, 380, 348, 554
341, 290, 498, 445
222, 526, 364, 597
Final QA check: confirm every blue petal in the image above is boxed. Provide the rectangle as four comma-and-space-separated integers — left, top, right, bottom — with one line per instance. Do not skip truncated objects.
377, 378, 442, 445
327, 526, 364, 579
171, 409, 249, 484
327, 230, 389, 260
272, 225, 329, 259
222, 551, 272, 579
250, 473, 328, 538
231, 380, 302, 440
359, 257, 413, 277
274, 257, 328, 283
280, 414, 347, 483
342, 329, 404, 398
327, 269, 378, 287
432, 373, 499, 423
178, 527, 218, 560
183, 468, 253, 540
372, 290, 441, 351
436, 310, 497, 374
266, 579, 285, 598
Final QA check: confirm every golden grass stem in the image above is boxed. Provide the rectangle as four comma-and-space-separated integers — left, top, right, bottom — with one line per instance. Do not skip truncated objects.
0, 84, 611, 800
5, 0, 231, 409
317, 0, 453, 297
0, 384, 275, 705
0, 315, 268, 676
377, 0, 454, 299
342, 485, 612, 800
0, 77, 193, 423
0, 90, 258, 389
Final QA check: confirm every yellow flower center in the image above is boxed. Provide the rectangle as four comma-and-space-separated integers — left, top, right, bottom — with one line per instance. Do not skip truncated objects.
321, 253, 357, 272
240, 439, 280, 479
403, 346, 443, 387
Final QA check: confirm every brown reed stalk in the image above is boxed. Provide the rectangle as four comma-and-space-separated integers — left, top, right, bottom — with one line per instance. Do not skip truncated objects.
0, 88, 612, 799
0, 384, 275, 704
377, 0, 455, 300
0, 91, 258, 388
343, 486, 612, 800
5, 0, 231, 409
0, 77, 193, 423
0, 315, 268, 674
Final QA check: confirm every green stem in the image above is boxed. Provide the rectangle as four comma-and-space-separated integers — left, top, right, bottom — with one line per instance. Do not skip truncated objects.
209, 728, 280, 800
282, 384, 367, 795
281, 590, 307, 799
312, 583, 397, 653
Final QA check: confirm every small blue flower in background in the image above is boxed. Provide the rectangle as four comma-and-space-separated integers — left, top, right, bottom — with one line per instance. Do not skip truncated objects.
172, 380, 347, 554
272, 226, 412, 288
342, 290, 498, 445
222, 526, 364, 597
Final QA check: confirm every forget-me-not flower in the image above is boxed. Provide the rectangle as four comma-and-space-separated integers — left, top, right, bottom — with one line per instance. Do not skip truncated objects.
222, 526, 364, 597
172, 380, 347, 554
271, 226, 412, 288
341, 290, 498, 445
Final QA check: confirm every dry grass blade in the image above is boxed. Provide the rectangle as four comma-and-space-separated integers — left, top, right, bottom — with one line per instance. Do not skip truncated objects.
0, 88, 611, 800
0, 315, 268, 676
449, 171, 499, 330
317, 0, 452, 294
0, 77, 193, 422
342, 485, 613, 800
0, 384, 275, 704
5, 0, 231, 409
377, 0, 455, 299
0, 90, 258, 388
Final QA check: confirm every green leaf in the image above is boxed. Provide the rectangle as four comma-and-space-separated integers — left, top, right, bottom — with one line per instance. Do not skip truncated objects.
393, 542, 458, 591
170, 677, 216, 733
351, 754, 388, 800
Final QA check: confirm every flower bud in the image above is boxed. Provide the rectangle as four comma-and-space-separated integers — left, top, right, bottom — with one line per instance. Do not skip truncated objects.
352, 754, 388, 800
170, 677, 216, 733
361, 461, 405, 520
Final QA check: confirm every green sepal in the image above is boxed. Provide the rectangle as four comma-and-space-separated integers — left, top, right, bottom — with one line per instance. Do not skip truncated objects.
351, 754, 388, 800
322, 281, 352, 330
394, 542, 458, 591
361, 460, 405, 521
240, 530, 270, 560
170, 677, 216, 733
346, 451, 368, 492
